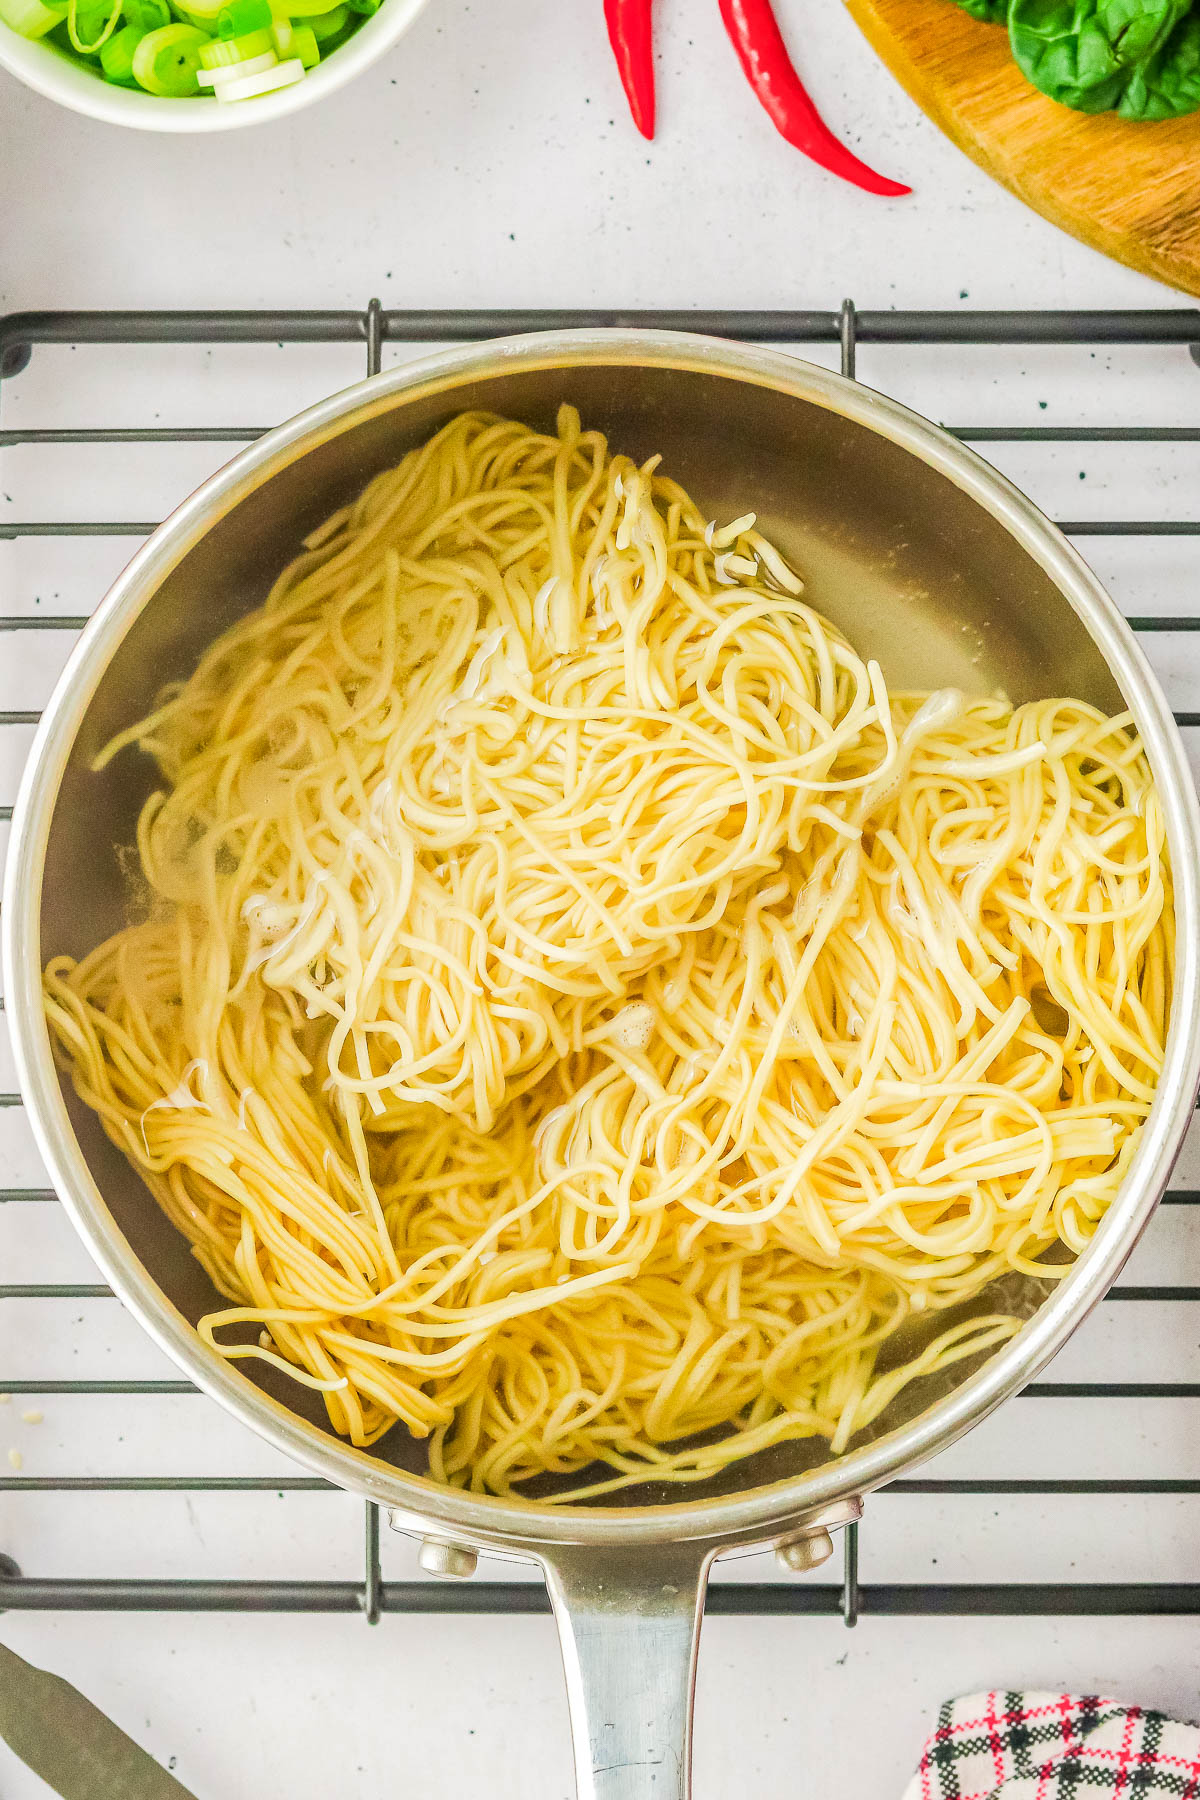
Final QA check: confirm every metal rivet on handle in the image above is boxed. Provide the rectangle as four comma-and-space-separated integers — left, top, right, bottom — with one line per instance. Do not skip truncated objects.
775, 1528, 835, 1574
774, 1496, 863, 1575
418, 1538, 479, 1579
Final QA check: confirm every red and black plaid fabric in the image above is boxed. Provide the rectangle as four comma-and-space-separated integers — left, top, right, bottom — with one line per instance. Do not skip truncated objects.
903, 1692, 1200, 1799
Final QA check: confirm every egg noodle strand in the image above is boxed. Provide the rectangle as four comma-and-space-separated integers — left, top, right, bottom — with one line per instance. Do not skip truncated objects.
44, 406, 1171, 1498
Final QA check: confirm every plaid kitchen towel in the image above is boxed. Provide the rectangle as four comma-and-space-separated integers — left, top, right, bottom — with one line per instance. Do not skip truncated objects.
903, 1692, 1200, 1799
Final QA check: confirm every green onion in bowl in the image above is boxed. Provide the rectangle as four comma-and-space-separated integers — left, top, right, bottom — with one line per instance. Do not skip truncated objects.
0, 0, 429, 120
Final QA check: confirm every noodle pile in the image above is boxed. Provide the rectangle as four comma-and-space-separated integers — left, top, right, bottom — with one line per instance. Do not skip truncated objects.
43, 407, 1172, 1497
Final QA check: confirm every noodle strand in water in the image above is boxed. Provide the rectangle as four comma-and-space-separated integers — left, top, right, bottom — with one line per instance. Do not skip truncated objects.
44, 407, 1172, 1497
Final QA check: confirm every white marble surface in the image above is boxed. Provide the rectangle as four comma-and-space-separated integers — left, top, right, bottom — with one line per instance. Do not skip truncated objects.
0, 0, 1183, 316
2, 3, 1200, 1796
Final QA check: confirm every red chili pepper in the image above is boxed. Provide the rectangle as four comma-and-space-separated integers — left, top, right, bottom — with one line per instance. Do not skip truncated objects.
604, 0, 655, 141
718, 0, 910, 198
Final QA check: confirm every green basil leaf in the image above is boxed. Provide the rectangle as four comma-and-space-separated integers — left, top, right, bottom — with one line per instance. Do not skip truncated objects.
0, 1642, 196, 1800
946, 0, 1010, 22
1010, 0, 1128, 109
1103, 0, 1194, 61
1118, 8, 1200, 111
1008, 0, 1192, 109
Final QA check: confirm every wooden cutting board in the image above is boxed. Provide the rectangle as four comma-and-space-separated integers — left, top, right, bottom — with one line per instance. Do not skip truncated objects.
844, 0, 1200, 296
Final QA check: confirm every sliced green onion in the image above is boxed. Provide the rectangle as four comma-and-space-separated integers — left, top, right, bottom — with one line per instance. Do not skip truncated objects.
69, 3, 107, 47
66, 0, 122, 54
286, 19, 315, 60
131, 19, 210, 92
306, 4, 343, 38
212, 49, 301, 95
199, 25, 269, 61
0, 0, 67, 39
121, 0, 169, 29
215, 0, 269, 35
197, 44, 273, 79
99, 19, 141, 77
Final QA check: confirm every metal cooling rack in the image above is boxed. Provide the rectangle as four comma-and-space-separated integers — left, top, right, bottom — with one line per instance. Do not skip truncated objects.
2, 300, 1200, 1626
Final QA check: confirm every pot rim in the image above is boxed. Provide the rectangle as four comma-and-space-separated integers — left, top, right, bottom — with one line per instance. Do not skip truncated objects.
6, 327, 1199, 1555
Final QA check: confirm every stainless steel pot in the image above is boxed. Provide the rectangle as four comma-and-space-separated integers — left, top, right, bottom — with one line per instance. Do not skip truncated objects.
6, 331, 1200, 1800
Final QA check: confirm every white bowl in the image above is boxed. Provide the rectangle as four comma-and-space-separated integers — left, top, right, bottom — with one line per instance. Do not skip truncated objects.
0, 0, 429, 129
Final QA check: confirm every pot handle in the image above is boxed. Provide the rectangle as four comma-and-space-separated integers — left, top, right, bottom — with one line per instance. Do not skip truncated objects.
540, 1541, 713, 1800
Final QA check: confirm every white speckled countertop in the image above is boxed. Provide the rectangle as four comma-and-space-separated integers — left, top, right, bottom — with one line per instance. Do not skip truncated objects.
0, 0, 1177, 316
2, 5, 1200, 1797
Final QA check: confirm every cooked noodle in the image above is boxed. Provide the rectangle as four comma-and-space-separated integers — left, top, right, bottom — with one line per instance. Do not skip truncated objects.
43, 406, 1172, 1497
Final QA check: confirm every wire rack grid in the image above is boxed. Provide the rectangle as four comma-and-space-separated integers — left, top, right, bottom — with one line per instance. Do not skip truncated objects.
2, 299, 1200, 1629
